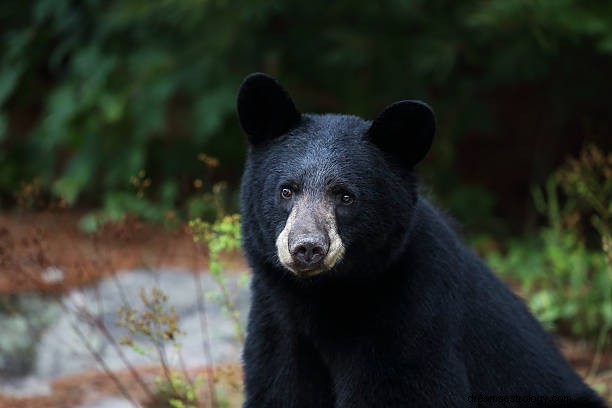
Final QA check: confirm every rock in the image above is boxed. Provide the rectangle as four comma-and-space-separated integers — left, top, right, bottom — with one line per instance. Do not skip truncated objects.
0, 292, 61, 376
0, 268, 250, 399
77, 396, 136, 408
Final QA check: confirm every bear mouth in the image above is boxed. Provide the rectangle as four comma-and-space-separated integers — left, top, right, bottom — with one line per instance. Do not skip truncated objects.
283, 262, 328, 278
278, 238, 345, 278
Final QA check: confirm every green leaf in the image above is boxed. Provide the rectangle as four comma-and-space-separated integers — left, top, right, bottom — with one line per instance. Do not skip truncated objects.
99, 93, 125, 123
40, 86, 79, 150
0, 63, 24, 106
52, 173, 88, 206
169, 399, 186, 408
79, 213, 102, 234
193, 86, 235, 142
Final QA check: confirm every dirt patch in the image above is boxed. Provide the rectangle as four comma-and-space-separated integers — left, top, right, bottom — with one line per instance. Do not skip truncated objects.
0, 210, 247, 294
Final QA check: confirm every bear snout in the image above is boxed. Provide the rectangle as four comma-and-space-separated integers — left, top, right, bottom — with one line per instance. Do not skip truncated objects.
275, 196, 345, 276
289, 235, 329, 270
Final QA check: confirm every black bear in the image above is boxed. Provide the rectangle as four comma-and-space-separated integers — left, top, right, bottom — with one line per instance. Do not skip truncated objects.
236, 72, 608, 408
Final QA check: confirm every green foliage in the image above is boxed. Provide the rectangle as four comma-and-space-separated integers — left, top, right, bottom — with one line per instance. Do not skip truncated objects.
117, 287, 183, 345
189, 214, 246, 343
2, 0, 611, 233
150, 372, 204, 408
486, 147, 612, 342
76, 156, 231, 233
75, 185, 245, 406
557, 144, 612, 267
487, 225, 609, 337
1, 0, 245, 208
117, 287, 206, 408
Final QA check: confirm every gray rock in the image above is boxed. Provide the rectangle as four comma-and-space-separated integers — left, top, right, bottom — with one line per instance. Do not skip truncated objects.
0, 268, 250, 399
77, 397, 136, 408
0, 292, 62, 376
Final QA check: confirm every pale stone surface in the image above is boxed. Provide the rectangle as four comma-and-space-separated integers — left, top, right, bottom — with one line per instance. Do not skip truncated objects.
0, 268, 250, 400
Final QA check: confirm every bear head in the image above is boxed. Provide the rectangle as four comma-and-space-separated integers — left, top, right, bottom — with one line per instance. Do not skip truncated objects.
237, 73, 435, 282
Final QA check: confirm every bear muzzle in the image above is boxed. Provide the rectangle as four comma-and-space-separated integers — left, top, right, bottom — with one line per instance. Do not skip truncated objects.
275, 198, 345, 277
288, 233, 330, 274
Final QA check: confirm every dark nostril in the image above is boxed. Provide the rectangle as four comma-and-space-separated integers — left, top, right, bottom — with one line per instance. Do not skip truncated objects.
292, 241, 327, 265
295, 244, 307, 256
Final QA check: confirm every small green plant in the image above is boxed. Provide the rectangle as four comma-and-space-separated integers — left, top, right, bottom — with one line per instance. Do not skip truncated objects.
149, 372, 206, 408
488, 177, 611, 339
557, 144, 612, 377
557, 144, 612, 270
117, 287, 209, 408
189, 214, 245, 344
117, 287, 183, 365
64, 263, 247, 407
78, 153, 231, 234
66, 174, 243, 406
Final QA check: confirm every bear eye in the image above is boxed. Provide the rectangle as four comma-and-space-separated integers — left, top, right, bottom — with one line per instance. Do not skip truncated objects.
280, 187, 293, 200
340, 193, 354, 205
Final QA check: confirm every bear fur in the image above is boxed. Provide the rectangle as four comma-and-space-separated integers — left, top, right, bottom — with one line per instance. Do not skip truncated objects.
236, 72, 608, 408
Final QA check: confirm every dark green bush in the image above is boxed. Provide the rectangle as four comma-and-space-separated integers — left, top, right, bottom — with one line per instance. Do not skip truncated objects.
1, 0, 611, 233
486, 146, 612, 342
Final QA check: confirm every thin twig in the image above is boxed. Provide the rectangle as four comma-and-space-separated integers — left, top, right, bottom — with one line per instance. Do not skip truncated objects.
193, 245, 219, 408
88, 310, 156, 402
61, 302, 142, 407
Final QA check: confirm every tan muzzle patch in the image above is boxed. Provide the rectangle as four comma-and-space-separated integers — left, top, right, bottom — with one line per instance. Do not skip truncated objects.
275, 204, 345, 276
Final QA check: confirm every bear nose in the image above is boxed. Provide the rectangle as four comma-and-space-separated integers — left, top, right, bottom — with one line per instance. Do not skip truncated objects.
290, 239, 328, 267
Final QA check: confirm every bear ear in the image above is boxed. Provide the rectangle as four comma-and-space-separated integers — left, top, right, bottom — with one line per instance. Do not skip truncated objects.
236, 72, 302, 146
367, 100, 435, 168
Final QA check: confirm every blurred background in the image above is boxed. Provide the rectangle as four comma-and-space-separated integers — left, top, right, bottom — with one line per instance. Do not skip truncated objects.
0, 0, 610, 407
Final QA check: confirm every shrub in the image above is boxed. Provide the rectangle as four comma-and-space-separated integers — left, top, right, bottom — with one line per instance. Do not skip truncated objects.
486, 146, 611, 343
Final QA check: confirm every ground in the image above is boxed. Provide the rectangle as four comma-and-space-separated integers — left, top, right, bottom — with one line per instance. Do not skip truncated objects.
0, 210, 610, 407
